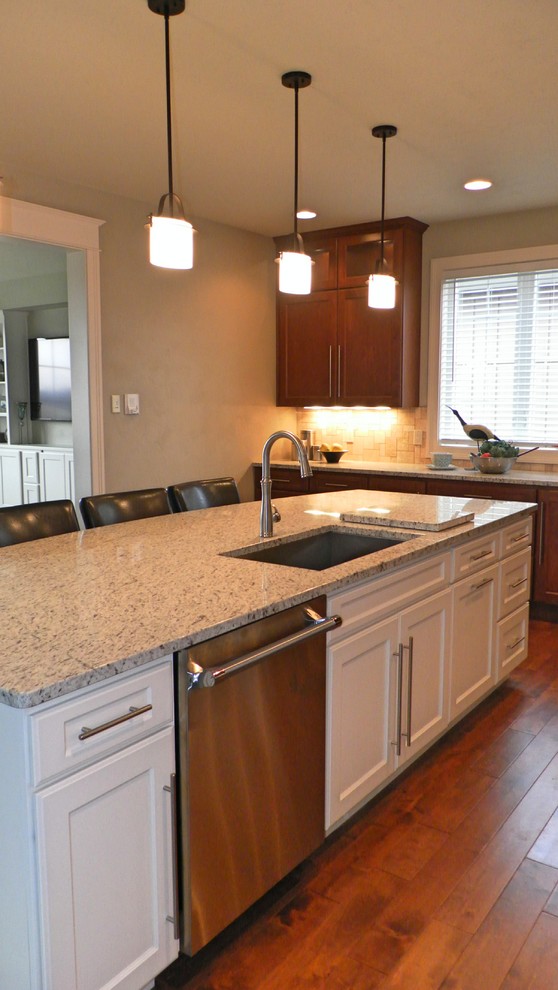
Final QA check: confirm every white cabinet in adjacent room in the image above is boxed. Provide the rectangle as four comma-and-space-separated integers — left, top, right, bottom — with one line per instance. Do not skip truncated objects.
0, 446, 22, 506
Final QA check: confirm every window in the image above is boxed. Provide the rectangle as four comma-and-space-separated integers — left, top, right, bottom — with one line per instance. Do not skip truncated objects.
429, 246, 558, 460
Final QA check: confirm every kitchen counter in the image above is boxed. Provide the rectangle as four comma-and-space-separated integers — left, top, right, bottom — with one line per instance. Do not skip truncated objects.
257, 457, 558, 487
0, 489, 536, 709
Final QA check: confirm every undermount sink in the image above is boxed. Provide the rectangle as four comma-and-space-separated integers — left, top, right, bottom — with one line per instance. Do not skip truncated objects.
226, 528, 410, 571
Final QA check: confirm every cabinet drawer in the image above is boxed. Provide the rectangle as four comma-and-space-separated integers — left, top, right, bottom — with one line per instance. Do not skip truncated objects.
499, 547, 531, 619
497, 603, 529, 680
310, 470, 368, 493
328, 551, 450, 640
500, 516, 533, 559
29, 657, 174, 786
452, 533, 499, 581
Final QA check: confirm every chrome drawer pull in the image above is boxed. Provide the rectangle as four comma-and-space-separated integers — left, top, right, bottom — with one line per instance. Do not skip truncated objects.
391, 644, 404, 757
471, 578, 491, 591
510, 577, 527, 589
507, 636, 526, 651
164, 773, 180, 941
470, 549, 491, 561
79, 704, 153, 740
402, 637, 414, 748
187, 607, 342, 689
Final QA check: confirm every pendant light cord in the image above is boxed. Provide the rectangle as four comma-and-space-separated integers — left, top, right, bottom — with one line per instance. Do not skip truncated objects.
164, 11, 174, 216
293, 79, 300, 252
379, 132, 386, 270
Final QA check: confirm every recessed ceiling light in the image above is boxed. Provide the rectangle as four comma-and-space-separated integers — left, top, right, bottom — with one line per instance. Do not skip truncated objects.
297, 209, 317, 219
464, 178, 493, 191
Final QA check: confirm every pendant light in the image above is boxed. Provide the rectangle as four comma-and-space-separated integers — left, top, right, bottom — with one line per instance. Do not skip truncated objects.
277, 71, 312, 295
368, 124, 397, 309
146, 0, 194, 270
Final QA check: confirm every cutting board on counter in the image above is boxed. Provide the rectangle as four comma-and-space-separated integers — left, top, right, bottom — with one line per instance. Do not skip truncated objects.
340, 493, 475, 531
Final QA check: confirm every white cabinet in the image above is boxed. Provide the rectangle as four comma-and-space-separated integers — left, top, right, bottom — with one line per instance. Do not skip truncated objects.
39, 449, 66, 501
327, 615, 398, 827
327, 560, 451, 829
326, 515, 534, 832
22, 448, 41, 503
0, 657, 179, 990
36, 730, 176, 990
399, 589, 451, 763
0, 446, 23, 505
450, 562, 498, 720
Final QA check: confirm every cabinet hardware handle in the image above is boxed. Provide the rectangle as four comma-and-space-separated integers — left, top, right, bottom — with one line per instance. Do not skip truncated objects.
538, 502, 545, 566
510, 577, 527, 589
164, 773, 180, 942
470, 578, 491, 591
187, 607, 343, 689
328, 346, 333, 398
402, 636, 414, 748
79, 704, 152, 740
507, 636, 526, 651
470, 549, 491, 561
392, 644, 404, 757
511, 534, 528, 543
337, 345, 341, 398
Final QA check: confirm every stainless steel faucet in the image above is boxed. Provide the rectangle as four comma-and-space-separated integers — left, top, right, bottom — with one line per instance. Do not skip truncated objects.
260, 430, 312, 537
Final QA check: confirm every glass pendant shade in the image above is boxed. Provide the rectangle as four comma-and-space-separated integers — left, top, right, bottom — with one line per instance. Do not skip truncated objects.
149, 215, 194, 269
368, 272, 396, 309
278, 70, 312, 296
278, 250, 312, 294
147, 0, 192, 271
368, 124, 397, 310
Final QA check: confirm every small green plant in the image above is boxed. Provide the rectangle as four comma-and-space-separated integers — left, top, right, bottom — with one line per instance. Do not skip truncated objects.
478, 439, 520, 458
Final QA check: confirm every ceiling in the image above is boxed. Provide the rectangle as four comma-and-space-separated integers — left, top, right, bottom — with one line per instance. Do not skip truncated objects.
1, 0, 557, 238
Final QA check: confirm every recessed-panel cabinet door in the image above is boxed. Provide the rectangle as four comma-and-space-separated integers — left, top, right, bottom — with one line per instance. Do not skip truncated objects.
337, 287, 402, 406
534, 488, 558, 605
277, 292, 337, 406
327, 616, 398, 829
35, 729, 178, 990
450, 563, 498, 720
397, 589, 451, 766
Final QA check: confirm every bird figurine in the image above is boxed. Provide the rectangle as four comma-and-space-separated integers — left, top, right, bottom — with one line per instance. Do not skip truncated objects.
446, 406, 501, 449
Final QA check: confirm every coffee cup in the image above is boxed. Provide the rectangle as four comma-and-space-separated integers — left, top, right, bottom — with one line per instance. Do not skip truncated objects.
431, 451, 453, 468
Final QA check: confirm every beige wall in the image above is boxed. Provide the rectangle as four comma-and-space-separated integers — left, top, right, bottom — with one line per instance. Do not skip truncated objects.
0, 166, 296, 499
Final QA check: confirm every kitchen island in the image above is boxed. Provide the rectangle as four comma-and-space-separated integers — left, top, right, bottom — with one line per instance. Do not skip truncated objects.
0, 490, 537, 990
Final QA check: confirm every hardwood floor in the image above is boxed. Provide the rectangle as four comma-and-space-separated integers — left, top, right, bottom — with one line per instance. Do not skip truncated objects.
157, 620, 558, 990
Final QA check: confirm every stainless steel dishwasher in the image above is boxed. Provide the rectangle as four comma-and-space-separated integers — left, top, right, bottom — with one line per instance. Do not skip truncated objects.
175, 595, 341, 956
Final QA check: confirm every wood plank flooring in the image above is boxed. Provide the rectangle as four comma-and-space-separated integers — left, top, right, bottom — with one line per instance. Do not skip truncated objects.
156, 620, 558, 990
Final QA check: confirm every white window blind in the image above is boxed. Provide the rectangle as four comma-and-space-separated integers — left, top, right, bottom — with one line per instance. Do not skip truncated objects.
439, 267, 558, 446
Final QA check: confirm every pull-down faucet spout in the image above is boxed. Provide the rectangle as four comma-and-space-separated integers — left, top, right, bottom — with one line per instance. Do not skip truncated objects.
260, 431, 312, 537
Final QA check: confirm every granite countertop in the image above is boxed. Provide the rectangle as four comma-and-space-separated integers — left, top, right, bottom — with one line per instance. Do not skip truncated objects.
258, 458, 558, 487
0, 490, 536, 709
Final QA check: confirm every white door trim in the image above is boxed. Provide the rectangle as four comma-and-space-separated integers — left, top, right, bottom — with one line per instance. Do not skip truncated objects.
0, 196, 105, 495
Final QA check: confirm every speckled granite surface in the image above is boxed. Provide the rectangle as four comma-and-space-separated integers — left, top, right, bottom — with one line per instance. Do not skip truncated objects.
257, 458, 558, 486
0, 490, 536, 709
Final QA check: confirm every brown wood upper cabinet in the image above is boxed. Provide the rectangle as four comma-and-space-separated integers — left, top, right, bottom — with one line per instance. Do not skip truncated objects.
275, 217, 428, 408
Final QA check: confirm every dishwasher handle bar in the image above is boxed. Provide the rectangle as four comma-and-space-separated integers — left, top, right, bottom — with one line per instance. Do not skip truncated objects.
187, 607, 342, 690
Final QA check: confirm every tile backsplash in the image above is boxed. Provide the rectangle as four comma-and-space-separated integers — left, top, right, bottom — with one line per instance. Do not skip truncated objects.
296, 407, 430, 464
296, 407, 558, 473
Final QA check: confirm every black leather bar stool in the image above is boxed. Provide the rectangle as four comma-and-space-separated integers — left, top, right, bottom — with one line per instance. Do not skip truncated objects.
0, 499, 80, 547
168, 477, 240, 512
79, 488, 172, 529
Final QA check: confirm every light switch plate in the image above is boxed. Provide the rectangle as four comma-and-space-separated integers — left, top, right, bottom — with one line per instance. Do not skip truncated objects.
111, 394, 121, 414
124, 393, 140, 415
